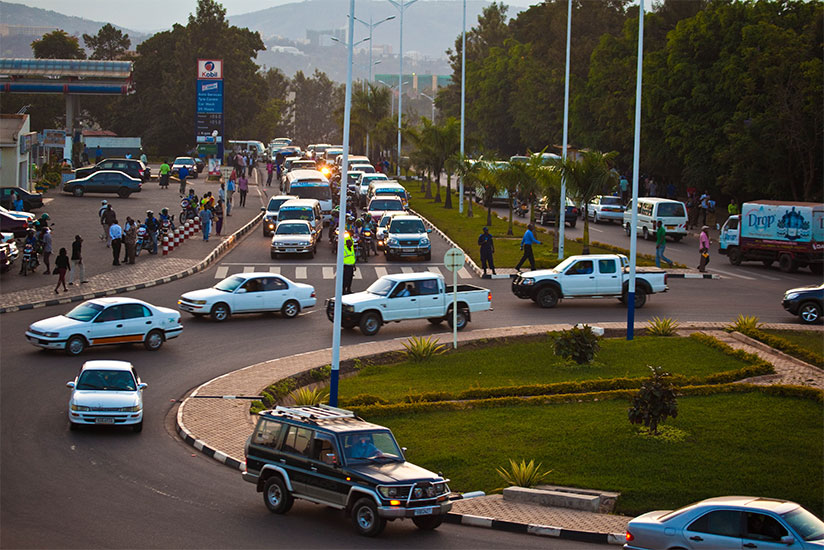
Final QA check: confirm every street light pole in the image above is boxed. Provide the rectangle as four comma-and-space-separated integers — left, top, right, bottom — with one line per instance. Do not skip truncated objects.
353, 14, 395, 160
376, 79, 398, 118
459, 0, 466, 213
420, 92, 435, 122
388, 0, 418, 178
558, 0, 572, 260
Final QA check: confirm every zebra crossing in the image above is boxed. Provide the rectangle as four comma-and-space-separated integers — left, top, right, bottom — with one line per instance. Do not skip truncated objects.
213, 263, 475, 281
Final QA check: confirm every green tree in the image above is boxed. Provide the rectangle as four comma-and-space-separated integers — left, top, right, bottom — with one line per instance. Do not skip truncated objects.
553, 150, 618, 254
497, 159, 531, 235
628, 366, 678, 436
82, 24, 131, 60
351, 83, 391, 157
477, 161, 503, 227
411, 117, 461, 201
31, 30, 86, 59
529, 159, 562, 252
292, 69, 344, 145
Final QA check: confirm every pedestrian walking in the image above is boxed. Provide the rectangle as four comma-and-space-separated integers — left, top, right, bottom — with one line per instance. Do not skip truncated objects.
515, 223, 541, 272
68, 235, 87, 285
123, 217, 137, 264
238, 174, 248, 207
698, 225, 711, 272
655, 220, 674, 268
266, 161, 274, 186
478, 226, 496, 276
95, 145, 102, 164
343, 236, 356, 294
214, 200, 224, 236
178, 165, 190, 195
109, 219, 123, 265
53, 248, 70, 293
226, 173, 235, 216
159, 159, 171, 189
199, 207, 212, 242
218, 182, 226, 204
40, 226, 52, 275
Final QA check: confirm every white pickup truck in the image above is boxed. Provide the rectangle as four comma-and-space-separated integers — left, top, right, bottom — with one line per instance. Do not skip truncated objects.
326, 272, 492, 336
511, 254, 668, 308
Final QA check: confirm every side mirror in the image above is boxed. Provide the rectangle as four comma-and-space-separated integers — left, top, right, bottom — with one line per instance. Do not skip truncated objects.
402, 446, 408, 454
427, 229, 432, 233
66, 381, 75, 389
236, 288, 247, 294
780, 536, 795, 545
260, 207, 265, 211
138, 383, 148, 390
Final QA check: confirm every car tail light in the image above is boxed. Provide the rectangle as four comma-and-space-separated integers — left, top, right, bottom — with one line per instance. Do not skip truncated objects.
664, 273, 668, 284
625, 530, 634, 542
311, 291, 316, 298
488, 292, 492, 302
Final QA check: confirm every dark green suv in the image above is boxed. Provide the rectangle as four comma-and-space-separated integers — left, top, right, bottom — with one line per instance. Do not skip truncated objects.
242, 405, 452, 536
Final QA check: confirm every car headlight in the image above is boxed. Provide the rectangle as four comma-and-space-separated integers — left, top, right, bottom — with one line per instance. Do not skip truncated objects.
387, 237, 399, 246
188, 299, 207, 305
44, 331, 60, 338
119, 405, 141, 412
420, 237, 430, 245
70, 404, 90, 411
379, 486, 400, 498
300, 241, 310, 246
785, 293, 799, 300
521, 278, 535, 285
343, 304, 355, 312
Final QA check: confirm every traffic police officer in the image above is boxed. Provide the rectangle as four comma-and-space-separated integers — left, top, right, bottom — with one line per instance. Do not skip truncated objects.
343, 236, 356, 294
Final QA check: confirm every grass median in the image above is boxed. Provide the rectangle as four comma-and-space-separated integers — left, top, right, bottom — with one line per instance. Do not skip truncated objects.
761, 329, 824, 358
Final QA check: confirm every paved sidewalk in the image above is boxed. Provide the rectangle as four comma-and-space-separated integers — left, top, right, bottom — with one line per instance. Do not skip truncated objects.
175, 321, 822, 545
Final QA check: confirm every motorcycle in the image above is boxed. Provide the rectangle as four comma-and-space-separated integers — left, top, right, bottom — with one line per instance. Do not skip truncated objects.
360, 229, 374, 260
178, 198, 198, 225
135, 225, 154, 257
20, 243, 39, 276
516, 201, 529, 218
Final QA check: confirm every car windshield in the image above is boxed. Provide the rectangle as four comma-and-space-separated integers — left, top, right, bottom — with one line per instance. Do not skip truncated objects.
389, 219, 425, 233
276, 223, 310, 235
370, 199, 403, 211
552, 257, 577, 273
783, 507, 824, 541
379, 216, 393, 228
364, 175, 387, 184
344, 430, 403, 463
267, 198, 291, 212
293, 162, 316, 169
658, 203, 686, 217
376, 189, 406, 199
76, 369, 136, 391
214, 275, 244, 292
292, 185, 331, 201
174, 158, 194, 166
600, 197, 622, 206
352, 165, 375, 173
65, 302, 104, 322
279, 208, 313, 221
366, 278, 395, 296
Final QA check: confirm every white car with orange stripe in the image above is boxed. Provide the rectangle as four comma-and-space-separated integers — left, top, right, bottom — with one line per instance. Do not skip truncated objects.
26, 297, 183, 356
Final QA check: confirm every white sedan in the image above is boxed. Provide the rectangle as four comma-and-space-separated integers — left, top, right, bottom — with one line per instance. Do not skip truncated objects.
26, 297, 183, 356
67, 360, 146, 432
178, 272, 316, 322
271, 220, 318, 258
587, 195, 625, 223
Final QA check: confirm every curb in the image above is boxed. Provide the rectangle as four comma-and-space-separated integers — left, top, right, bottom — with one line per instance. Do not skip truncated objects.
410, 208, 485, 278
444, 512, 625, 545
0, 213, 263, 314
176, 407, 245, 471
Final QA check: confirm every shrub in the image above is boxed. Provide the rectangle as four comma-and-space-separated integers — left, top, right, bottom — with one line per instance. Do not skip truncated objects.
290, 386, 329, 406
250, 400, 266, 415
646, 317, 680, 337
731, 314, 763, 332
628, 366, 679, 435
402, 336, 447, 362
496, 459, 552, 489
310, 365, 332, 381
736, 328, 824, 368
553, 325, 601, 364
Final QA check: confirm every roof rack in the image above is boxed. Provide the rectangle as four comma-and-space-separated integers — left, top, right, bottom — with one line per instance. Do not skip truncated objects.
273, 404, 356, 423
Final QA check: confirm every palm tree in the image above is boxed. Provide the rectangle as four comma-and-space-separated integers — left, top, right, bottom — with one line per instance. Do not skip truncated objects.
351, 83, 391, 158
552, 150, 619, 254
498, 160, 532, 235
477, 161, 502, 227
411, 117, 460, 202
454, 154, 481, 218
528, 158, 563, 252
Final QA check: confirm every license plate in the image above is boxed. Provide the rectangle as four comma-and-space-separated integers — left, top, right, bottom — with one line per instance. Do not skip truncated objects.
414, 506, 436, 516
94, 417, 115, 424
666, 225, 675, 230
286, 248, 296, 252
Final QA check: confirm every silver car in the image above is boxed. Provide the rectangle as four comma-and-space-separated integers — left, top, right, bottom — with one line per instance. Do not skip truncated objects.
625, 496, 824, 550
270, 220, 318, 258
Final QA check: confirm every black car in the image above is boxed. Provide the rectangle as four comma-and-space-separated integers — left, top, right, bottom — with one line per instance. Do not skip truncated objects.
537, 198, 578, 228
242, 405, 451, 537
63, 170, 142, 198
74, 158, 148, 182
0, 187, 43, 211
0, 211, 30, 238
782, 283, 823, 324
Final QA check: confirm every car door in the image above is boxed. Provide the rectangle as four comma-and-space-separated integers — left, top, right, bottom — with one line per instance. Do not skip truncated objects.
232, 277, 267, 313
280, 425, 315, 495
302, 433, 348, 506
417, 279, 444, 318
561, 260, 598, 296
88, 305, 130, 345
681, 510, 742, 550
262, 276, 289, 311
595, 259, 622, 295
741, 512, 795, 550
246, 419, 287, 477
120, 303, 155, 342
383, 282, 420, 320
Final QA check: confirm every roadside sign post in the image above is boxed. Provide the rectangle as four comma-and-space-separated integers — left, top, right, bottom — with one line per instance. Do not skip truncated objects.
443, 247, 465, 349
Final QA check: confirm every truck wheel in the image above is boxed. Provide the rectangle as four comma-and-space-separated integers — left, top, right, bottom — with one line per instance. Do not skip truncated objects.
799, 302, 822, 324
778, 254, 798, 273
536, 287, 559, 308
728, 247, 743, 266
642, 227, 650, 241
351, 497, 385, 537
447, 308, 468, 330
633, 287, 648, 308
625, 223, 631, 236
810, 263, 823, 275
359, 312, 381, 336
413, 515, 444, 530
263, 476, 293, 514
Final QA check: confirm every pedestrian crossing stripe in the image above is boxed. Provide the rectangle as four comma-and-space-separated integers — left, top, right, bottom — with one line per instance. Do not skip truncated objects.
213, 264, 474, 281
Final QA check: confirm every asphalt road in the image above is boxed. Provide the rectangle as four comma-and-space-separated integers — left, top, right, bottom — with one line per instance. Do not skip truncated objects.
1, 188, 819, 549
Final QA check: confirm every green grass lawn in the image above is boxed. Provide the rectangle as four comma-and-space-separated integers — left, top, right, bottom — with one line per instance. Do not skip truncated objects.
408, 187, 658, 269
379, 392, 824, 517
339, 336, 753, 402
761, 329, 824, 358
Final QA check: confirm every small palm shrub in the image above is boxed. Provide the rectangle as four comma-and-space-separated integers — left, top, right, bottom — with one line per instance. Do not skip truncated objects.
628, 366, 679, 435
496, 459, 552, 488
402, 336, 447, 362
731, 314, 763, 332
553, 324, 601, 364
290, 386, 329, 406
646, 316, 680, 336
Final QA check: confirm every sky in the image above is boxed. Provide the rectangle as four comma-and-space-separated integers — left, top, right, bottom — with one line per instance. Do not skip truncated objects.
12, 0, 538, 33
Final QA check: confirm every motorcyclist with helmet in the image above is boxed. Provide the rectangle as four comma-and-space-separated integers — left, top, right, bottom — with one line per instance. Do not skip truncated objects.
144, 210, 160, 254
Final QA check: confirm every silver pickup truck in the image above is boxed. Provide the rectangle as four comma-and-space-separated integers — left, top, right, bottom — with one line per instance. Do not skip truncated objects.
326, 272, 492, 336
511, 254, 668, 308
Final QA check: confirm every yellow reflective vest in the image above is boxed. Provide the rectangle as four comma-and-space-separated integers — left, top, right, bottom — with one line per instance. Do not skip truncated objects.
343, 242, 356, 265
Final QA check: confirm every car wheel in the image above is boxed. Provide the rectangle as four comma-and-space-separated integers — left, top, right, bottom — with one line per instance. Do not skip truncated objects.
728, 247, 743, 266
427, 317, 443, 325
271, 252, 278, 260
625, 223, 631, 236
412, 515, 444, 531
359, 312, 381, 336
447, 308, 468, 330
642, 226, 650, 240
132, 421, 143, 433
143, 329, 164, 351
263, 476, 293, 514
633, 287, 648, 308
65, 335, 86, 356
117, 187, 131, 198
281, 300, 300, 319
568, 219, 576, 228
536, 287, 559, 309
211, 303, 230, 322
351, 497, 386, 537
593, 213, 599, 224
424, 252, 432, 261
72, 186, 84, 197
799, 302, 822, 324
308, 249, 314, 259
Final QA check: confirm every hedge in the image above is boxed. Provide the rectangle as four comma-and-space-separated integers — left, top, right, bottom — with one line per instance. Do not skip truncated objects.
736, 328, 824, 368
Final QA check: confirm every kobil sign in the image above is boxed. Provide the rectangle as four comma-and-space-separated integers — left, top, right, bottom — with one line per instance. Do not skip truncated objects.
197, 59, 223, 79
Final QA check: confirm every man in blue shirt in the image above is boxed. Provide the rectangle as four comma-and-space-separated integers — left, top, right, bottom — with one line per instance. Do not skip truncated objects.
515, 223, 541, 272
